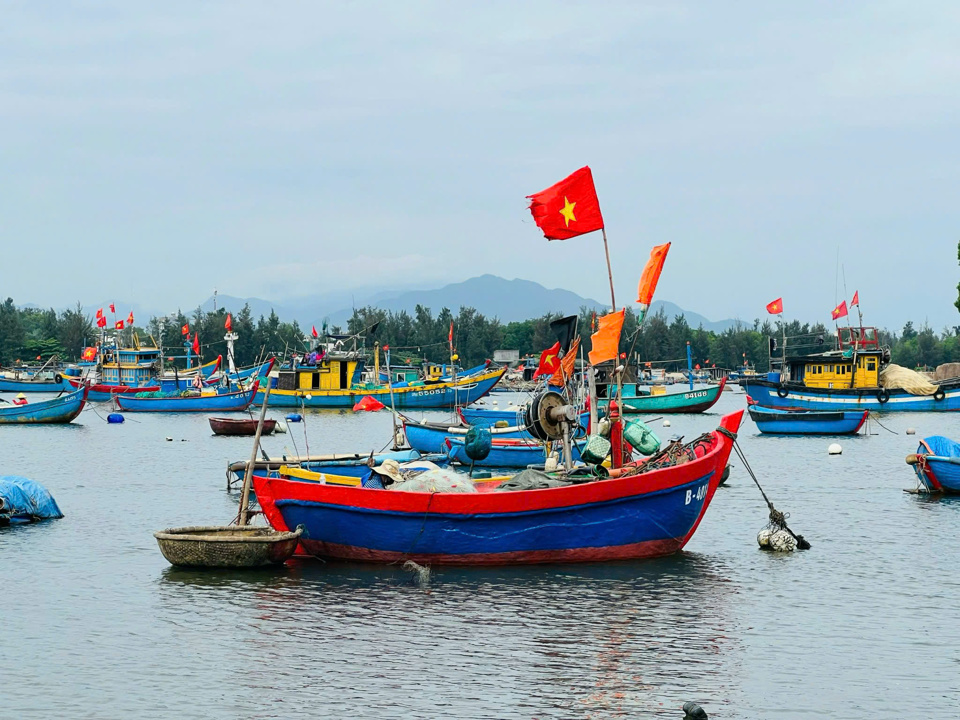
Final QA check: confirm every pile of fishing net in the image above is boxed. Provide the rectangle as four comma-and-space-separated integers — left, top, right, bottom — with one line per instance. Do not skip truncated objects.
133, 390, 183, 398
390, 468, 477, 493
879, 364, 938, 395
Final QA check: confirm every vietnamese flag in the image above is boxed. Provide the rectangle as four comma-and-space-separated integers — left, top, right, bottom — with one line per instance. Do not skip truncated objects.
588, 309, 626, 365
527, 166, 604, 241
96, 308, 104, 319
115, 320, 124, 330
831, 301, 848, 320
109, 303, 115, 313
181, 323, 189, 336
766, 298, 783, 315
548, 336, 580, 386
192, 334, 200, 355
127, 312, 134, 325
533, 341, 562, 379
851, 290, 859, 306
311, 325, 318, 338
225, 314, 232, 331
96, 316, 107, 328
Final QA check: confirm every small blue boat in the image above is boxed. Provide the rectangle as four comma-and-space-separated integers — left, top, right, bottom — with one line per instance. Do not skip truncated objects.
445, 437, 584, 468
747, 405, 868, 435
229, 449, 450, 484
157, 359, 274, 392
0, 385, 89, 424
909, 436, 960, 493
0, 372, 65, 392
459, 405, 527, 426
114, 381, 259, 413
403, 418, 534, 453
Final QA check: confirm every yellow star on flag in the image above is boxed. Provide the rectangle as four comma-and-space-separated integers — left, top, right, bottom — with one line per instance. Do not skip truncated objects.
559, 196, 576, 227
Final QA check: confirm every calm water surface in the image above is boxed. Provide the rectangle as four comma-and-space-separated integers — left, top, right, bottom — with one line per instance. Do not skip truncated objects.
2, 391, 958, 718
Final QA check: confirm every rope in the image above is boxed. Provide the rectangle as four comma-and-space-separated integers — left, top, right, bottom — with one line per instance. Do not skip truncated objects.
869, 413, 899, 435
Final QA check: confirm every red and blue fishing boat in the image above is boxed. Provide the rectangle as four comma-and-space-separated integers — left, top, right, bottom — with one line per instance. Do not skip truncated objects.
0, 385, 89, 424
252, 410, 742, 565
907, 436, 960, 494
114, 380, 260, 413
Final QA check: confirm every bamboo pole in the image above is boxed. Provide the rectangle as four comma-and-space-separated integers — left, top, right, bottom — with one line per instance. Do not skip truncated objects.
238, 381, 272, 526
601, 228, 616, 312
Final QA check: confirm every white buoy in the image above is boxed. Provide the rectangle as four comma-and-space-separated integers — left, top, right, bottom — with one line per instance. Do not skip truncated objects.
663, 420, 672, 427
492, 401, 498, 406
906, 428, 916, 435
305, 394, 312, 400
828, 443, 842, 455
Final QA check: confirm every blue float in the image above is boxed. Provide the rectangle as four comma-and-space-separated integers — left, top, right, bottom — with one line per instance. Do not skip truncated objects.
285, 413, 303, 423
107, 413, 125, 424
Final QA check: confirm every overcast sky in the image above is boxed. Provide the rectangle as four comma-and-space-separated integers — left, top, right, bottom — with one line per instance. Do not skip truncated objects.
2, 2, 958, 330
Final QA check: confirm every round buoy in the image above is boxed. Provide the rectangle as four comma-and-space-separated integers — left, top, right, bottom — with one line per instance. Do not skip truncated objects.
286, 413, 303, 423
828, 443, 842, 455
165, 437, 173, 442
906, 428, 916, 435
663, 420, 672, 427
106, 413, 124, 424
492, 401, 498, 406
304, 394, 313, 400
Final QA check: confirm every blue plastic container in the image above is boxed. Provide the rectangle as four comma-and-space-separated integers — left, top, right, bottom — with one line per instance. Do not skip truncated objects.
285, 413, 303, 423
107, 413, 125, 424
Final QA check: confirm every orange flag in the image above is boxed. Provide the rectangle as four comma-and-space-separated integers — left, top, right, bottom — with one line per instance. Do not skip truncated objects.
548, 336, 580, 387
225, 314, 232, 331
588, 309, 626, 365
636, 243, 671, 308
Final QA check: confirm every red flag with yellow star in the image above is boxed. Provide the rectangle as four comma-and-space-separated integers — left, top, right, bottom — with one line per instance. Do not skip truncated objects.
527, 166, 604, 240
533, 342, 562, 378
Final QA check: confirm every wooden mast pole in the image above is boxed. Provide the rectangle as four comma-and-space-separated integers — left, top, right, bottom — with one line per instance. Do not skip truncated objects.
601, 228, 616, 312
238, 381, 272, 526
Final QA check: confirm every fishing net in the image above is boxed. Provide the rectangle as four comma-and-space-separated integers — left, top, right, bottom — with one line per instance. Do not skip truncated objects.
495, 469, 573, 491
879, 364, 937, 395
390, 468, 477, 493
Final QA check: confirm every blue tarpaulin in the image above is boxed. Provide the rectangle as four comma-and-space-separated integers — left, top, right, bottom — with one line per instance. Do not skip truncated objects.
0, 476, 63, 524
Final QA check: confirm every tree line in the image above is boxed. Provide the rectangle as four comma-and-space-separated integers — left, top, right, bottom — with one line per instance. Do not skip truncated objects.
1, 296, 958, 372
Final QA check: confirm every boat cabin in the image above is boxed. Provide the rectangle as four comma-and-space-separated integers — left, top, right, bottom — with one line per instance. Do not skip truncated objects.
781, 326, 886, 390
276, 351, 366, 392
100, 345, 161, 386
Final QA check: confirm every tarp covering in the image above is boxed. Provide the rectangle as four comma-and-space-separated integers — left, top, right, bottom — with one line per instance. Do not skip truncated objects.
0, 476, 63, 523
879, 364, 938, 396
935, 363, 960, 381
921, 435, 960, 458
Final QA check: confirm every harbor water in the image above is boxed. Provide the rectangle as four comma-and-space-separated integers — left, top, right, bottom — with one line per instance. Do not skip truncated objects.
2, 391, 958, 718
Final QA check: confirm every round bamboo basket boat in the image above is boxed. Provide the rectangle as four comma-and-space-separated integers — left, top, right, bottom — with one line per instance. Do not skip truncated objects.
154, 525, 301, 568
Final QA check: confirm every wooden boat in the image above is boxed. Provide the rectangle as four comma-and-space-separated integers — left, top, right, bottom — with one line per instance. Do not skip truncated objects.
115, 381, 259, 413
743, 325, 960, 411
907, 436, 960, 493
445, 436, 584, 468
458, 405, 527, 426
227, 449, 450, 484
159, 359, 274, 391
748, 405, 868, 435
603, 377, 726, 414
253, 349, 504, 409
0, 385, 89, 424
62, 342, 163, 401
209, 416, 278, 436
404, 417, 534, 452
0, 372, 65, 392
252, 410, 742, 566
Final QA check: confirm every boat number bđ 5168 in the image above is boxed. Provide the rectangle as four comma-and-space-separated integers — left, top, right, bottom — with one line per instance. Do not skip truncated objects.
685, 483, 708, 505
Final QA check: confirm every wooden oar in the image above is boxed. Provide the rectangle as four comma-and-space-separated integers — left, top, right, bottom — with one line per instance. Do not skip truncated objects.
238, 381, 273, 526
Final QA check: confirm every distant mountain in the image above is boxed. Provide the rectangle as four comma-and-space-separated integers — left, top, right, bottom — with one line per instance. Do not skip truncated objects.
648, 300, 739, 333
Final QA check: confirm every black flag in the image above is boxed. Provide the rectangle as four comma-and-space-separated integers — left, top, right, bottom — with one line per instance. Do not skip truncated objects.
549, 315, 579, 353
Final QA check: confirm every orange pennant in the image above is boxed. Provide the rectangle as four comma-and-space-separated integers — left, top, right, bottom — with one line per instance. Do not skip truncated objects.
636, 243, 670, 307
548, 337, 580, 387
588, 309, 626, 365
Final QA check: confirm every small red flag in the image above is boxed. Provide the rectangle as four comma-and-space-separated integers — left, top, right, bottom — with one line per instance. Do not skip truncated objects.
96, 308, 103, 319
766, 298, 783, 314
181, 323, 189, 336
831, 301, 848, 320
224, 314, 232, 331
127, 312, 134, 325
449, 321, 454, 344
533, 342, 562, 379
311, 325, 318, 338
96, 316, 106, 328
115, 320, 124, 329
192, 334, 200, 355
527, 166, 605, 241
109, 303, 115, 313
851, 290, 859, 306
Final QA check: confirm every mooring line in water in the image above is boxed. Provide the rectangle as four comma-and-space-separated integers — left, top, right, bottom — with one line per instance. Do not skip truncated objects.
869, 413, 898, 435
718, 427, 810, 550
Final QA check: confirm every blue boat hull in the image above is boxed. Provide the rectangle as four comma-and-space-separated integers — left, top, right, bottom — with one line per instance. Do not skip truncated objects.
404, 421, 532, 453
0, 377, 63, 393
233, 450, 450, 483
748, 407, 868, 435
447, 439, 584, 468
913, 436, 960, 493
114, 384, 258, 412
0, 386, 88, 424
744, 379, 960, 412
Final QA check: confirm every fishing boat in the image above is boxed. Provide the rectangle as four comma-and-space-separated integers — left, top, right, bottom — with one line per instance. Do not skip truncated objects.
0, 360, 66, 392
445, 436, 584, 468
252, 410, 742, 565
458, 405, 528, 425
254, 348, 504, 409
907, 436, 960, 494
603, 378, 726, 414
743, 325, 960, 411
404, 418, 536, 453
0, 385, 89, 424
227, 449, 450, 484
114, 381, 259, 413
209, 416, 278, 436
157, 358, 274, 392
748, 405, 868, 435
62, 341, 162, 401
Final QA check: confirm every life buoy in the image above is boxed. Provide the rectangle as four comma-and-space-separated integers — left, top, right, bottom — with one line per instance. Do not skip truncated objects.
934, 387, 946, 401
776, 386, 789, 399
54, 373, 62, 384
877, 388, 889, 404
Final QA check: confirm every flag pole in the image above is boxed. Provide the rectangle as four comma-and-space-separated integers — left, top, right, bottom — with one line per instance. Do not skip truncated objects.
601, 228, 616, 312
